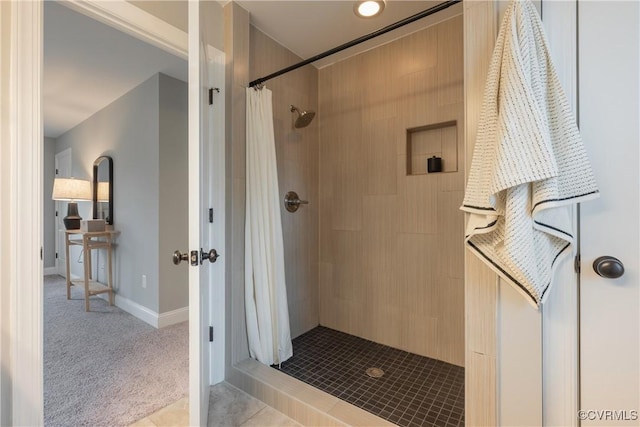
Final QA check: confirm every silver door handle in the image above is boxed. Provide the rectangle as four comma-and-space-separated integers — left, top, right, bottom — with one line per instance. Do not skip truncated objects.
173, 250, 189, 265
593, 256, 625, 279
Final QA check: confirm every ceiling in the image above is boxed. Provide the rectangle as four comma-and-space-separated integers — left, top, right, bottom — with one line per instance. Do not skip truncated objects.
44, 0, 461, 138
236, 1, 461, 69
43, 1, 187, 138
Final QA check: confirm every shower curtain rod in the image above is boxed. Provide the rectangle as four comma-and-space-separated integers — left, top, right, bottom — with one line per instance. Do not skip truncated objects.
248, 0, 462, 88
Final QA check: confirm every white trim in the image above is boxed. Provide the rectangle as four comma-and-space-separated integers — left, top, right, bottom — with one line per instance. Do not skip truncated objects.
59, 0, 188, 59
187, 3, 208, 424
43, 267, 57, 276
109, 293, 158, 327
207, 46, 226, 386
158, 306, 190, 329
9, 1, 43, 425
6, 2, 192, 422
95, 289, 188, 329
1, 3, 12, 424
541, 2, 579, 425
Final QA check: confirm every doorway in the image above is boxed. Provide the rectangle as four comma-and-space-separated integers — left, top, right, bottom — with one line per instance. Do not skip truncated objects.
42, 2, 189, 424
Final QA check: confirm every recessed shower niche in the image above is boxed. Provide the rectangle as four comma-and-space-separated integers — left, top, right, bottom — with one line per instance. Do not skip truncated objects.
406, 120, 458, 175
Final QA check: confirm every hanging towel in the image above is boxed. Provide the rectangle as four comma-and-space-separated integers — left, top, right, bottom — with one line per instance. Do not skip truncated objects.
461, 0, 599, 307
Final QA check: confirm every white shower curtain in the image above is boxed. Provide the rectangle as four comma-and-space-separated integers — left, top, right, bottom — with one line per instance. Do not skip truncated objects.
244, 87, 293, 366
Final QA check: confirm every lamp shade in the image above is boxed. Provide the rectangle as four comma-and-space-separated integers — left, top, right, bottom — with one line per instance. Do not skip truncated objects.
96, 182, 110, 202
52, 178, 92, 201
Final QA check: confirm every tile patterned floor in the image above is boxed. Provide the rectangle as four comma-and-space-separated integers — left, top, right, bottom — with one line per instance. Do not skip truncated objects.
129, 383, 299, 427
275, 326, 465, 427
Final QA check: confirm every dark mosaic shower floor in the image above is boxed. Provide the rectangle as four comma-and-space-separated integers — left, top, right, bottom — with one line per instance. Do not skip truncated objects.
275, 326, 465, 427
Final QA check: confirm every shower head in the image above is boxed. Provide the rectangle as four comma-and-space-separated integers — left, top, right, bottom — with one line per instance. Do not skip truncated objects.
290, 105, 316, 128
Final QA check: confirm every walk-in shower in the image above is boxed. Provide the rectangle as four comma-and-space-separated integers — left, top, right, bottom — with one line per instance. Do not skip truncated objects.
236, 2, 466, 426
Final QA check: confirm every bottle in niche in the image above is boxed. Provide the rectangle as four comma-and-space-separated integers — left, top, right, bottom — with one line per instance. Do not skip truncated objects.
427, 156, 443, 173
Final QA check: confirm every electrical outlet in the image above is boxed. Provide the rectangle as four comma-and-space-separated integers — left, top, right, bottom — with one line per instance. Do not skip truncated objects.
142, 274, 147, 289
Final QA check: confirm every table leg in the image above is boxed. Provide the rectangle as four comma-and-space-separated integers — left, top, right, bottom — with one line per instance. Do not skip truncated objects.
107, 239, 114, 306
83, 235, 91, 312
65, 233, 71, 300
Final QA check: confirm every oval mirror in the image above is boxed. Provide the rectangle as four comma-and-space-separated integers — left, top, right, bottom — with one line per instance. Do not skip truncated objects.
93, 156, 113, 225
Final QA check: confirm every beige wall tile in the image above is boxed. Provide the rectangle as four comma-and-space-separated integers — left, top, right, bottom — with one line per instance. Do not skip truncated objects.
466, 352, 497, 426
318, 18, 465, 366
249, 27, 319, 339
462, 6, 499, 421
240, 407, 301, 427
398, 26, 438, 77
226, 2, 251, 369
331, 162, 363, 231
328, 401, 395, 427
229, 362, 347, 427
363, 117, 398, 195
437, 16, 464, 106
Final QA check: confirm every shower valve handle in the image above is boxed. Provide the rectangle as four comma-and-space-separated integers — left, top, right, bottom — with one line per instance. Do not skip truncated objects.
284, 191, 308, 213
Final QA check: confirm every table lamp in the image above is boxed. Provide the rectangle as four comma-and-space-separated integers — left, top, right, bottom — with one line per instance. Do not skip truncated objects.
52, 177, 92, 230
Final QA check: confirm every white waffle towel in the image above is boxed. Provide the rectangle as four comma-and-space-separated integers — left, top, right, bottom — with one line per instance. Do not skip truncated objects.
461, 0, 599, 307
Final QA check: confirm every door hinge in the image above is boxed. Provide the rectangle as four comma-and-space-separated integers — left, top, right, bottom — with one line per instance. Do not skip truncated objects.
209, 326, 214, 342
40, 247, 43, 260
55, 211, 58, 217
209, 208, 214, 223
55, 168, 59, 175
208, 87, 220, 105
56, 252, 58, 259
574, 254, 581, 274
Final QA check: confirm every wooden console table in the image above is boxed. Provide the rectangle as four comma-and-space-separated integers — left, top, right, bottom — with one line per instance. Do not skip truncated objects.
64, 229, 118, 312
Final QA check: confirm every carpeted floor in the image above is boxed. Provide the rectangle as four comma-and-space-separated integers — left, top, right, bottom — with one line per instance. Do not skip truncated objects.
44, 275, 188, 427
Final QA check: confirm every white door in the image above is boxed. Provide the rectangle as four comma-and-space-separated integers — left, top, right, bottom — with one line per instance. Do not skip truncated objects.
206, 46, 227, 385
579, 1, 639, 424
54, 148, 71, 276
188, 1, 214, 424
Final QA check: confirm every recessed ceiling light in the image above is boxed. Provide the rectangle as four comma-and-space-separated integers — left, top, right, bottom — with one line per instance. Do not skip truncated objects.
354, 1, 385, 18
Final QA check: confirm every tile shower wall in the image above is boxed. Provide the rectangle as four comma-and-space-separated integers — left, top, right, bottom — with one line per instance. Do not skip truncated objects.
249, 27, 320, 339
318, 16, 465, 366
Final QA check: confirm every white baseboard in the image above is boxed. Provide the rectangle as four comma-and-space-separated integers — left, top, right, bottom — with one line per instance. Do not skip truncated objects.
70, 273, 187, 328
43, 267, 58, 276
95, 291, 187, 329
158, 306, 189, 328
110, 293, 159, 328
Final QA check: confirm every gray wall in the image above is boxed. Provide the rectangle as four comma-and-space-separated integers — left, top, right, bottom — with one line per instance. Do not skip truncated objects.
43, 137, 56, 269
55, 73, 187, 315
158, 73, 188, 312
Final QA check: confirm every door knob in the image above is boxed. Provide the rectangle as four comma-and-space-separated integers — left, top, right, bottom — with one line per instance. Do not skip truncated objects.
173, 250, 189, 265
593, 256, 625, 279
201, 248, 220, 264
